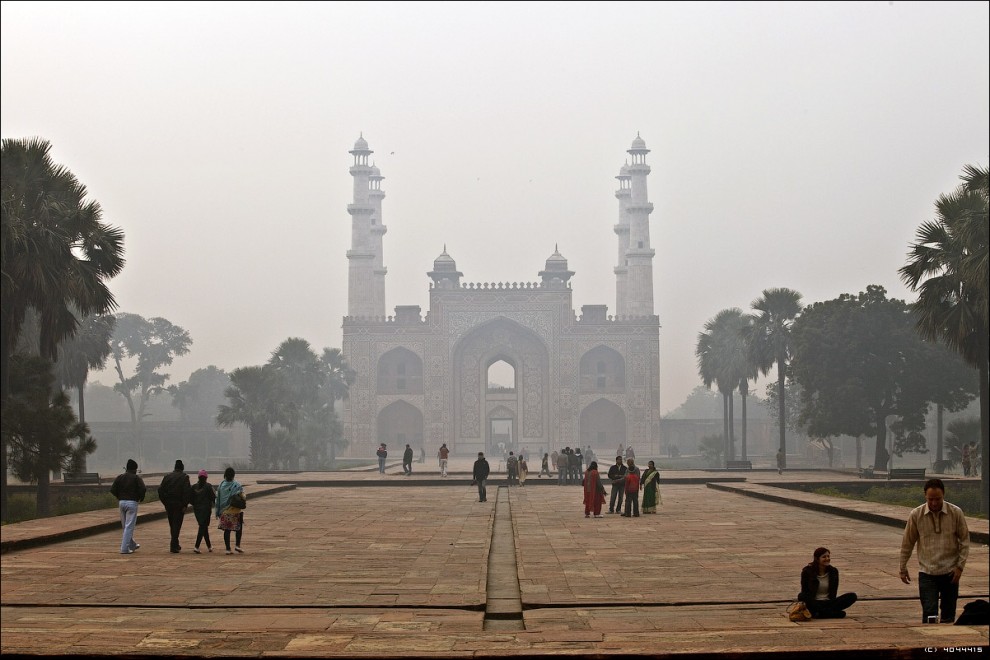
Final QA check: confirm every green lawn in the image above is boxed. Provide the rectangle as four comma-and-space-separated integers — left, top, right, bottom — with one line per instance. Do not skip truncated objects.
3, 490, 161, 525
813, 484, 985, 519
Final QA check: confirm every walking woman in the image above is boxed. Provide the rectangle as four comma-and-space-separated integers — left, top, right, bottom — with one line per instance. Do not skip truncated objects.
216, 467, 245, 555
519, 456, 529, 487
798, 547, 858, 618
582, 460, 606, 518
641, 460, 662, 513
191, 469, 216, 553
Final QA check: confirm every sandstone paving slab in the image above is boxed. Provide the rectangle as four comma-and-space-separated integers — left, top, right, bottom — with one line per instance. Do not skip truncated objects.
2, 474, 988, 657
507, 484, 989, 607
2, 486, 492, 609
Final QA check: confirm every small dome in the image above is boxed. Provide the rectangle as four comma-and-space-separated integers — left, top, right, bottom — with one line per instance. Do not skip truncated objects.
545, 245, 567, 266
353, 135, 369, 150
631, 132, 647, 150
434, 245, 456, 268
370, 164, 381, 176
619, 163, 631, 176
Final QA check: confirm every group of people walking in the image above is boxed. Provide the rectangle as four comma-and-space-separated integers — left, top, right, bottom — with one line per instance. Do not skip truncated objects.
109, 459, 247, 556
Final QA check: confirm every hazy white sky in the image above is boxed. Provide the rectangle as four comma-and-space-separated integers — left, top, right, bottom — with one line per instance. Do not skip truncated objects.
2, 1, 988, 414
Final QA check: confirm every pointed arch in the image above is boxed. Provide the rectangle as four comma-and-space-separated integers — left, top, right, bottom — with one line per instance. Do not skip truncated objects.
453, 317, 549, 446
487, 355, 517, 392
579, 398, 626, 451
579, 345, 626, 392
377, 400, 424, 449
377, 347, 423, 394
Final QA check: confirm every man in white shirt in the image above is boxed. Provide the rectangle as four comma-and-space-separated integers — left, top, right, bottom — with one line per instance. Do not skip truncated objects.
899, 478, 970, 623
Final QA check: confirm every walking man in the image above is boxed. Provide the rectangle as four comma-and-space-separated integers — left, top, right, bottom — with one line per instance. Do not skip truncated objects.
110, 458, 146, 554
159, 459, 194, 553
776, 448, 785, 475
607, 455, 627, 514
438, 443, 450, 477
473, 452, 490, 502
403, 444, 414, 476
899, 478, 970, 623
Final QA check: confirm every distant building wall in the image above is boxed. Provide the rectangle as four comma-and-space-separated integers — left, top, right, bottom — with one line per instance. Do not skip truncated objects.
659, 418, 779, 458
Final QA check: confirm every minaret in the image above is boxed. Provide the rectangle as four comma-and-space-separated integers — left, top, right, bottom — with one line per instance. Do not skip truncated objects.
621, 133, 655, 317
369, 163, 387, 316
613, 161, 632, 316
346, 134, 385, 318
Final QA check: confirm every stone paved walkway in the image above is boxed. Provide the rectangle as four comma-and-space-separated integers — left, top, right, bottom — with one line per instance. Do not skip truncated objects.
1, 470, 987, 657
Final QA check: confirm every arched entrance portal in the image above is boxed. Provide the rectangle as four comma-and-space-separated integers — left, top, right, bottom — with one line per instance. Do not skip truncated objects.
453, 318, 549, 457
377, 400, 424, 452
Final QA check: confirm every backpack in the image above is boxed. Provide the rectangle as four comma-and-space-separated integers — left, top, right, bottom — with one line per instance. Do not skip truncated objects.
625, 471, 640, 493
956, 599, 990, 625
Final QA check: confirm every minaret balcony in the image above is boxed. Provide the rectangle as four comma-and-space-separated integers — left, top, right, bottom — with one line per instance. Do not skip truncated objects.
371, 225, 388, 235
613, 224, 630, 234
625, 203, 654, 214
347, 204, 375, 215
346, 250, 376, 259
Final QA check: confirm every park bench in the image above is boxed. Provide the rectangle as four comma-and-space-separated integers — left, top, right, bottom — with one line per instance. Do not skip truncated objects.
63, 472, 102, 485
726, 460, 753, 470
888, 468, 926, 480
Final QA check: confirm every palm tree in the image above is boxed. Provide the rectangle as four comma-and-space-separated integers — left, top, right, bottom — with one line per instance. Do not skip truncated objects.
267, 337, 320, 431
900, 164, 988, 513
745, 288, 803, 469
1, 138, 125, 521
319, 347, 356, 466
696, 308, 752, 464
53, 313, 115, 472
736, 314, 759, 461
216, 366, 287, 470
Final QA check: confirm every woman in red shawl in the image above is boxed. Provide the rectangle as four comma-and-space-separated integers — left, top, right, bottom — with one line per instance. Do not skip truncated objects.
583, 460, 606, 518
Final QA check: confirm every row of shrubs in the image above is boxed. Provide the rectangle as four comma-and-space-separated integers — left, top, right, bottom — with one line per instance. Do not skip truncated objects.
4, 490, 161, 525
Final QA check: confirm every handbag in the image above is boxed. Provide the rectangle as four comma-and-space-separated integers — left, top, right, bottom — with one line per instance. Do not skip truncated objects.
786, 601, 812, 622
228, 491, 247, 509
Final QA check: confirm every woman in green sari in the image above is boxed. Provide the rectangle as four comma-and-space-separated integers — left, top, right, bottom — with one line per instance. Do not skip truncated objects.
641, 460, 661, 513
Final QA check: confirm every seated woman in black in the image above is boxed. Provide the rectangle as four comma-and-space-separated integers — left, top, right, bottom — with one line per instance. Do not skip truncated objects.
799, 547, 858, 619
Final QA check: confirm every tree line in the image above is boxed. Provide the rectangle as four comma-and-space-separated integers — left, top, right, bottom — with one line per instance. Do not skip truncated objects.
694, 165, 988, 514
1, 138, 354, 520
